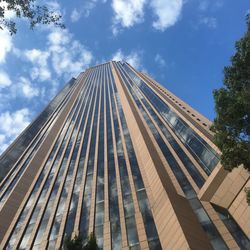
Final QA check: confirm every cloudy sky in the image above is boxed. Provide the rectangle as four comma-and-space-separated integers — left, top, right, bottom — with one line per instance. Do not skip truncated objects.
0, 0, 249, 153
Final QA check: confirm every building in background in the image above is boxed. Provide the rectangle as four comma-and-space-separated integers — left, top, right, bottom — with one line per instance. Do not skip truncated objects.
0, 61, 249, 249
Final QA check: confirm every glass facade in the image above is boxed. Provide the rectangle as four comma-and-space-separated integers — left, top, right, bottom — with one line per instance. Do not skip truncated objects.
0, 61, 249, 250
0, 77, 77, 183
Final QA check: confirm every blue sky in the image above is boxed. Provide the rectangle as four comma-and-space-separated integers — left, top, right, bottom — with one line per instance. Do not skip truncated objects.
0, 0, 249, 153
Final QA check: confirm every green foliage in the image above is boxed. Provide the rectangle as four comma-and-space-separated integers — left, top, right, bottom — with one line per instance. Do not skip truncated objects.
245, 187, 250, 205
0, 0, 64, 35
63, 233, 98, 250
84, 233, 98, 250
212, 14, 250, 172
64, 235, 85, 250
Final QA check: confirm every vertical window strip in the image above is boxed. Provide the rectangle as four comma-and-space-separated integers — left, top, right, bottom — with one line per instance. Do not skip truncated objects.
94, 65, 105, 248
110, 67, 151, 249
110, 65, 162, 249
79, 69, 101, 239
71, 68, 100, 239
106, 64, 121, 250
212, 204, 250, 250
10, 70, 93, 250
87, 66, 103, 236
115, 63, 228, 250
54, 70, 97, 249
107, 66, 140, 248
102, 64, 111, 249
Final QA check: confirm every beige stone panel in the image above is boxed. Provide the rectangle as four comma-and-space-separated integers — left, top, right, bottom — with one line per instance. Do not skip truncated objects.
199, 163, 228, 201
229, 178, 250, 238
210, 166, 249, 208
200, 163, 250, 242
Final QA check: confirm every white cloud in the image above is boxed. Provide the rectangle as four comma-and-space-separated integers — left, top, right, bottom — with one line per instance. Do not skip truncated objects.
44, 3, 93, 79
150, 0, 183, 31
71, 9, 82, 22
24, 49, 51, 81
0, 108, 31, 153
18, 77, 39, 98
111, 0, 146, 35
0, 109, 30, 136
48, 29, 93, 78
111, 0, 183, 34
17, 28, 93, 82
48, 29, 71, 46
46, 1, 61, 12
0, 2, 16, 19
155, 54, 166, 67
70, 0, 108, 22
31, 67, 51, 81
24, 49, 48, 63
200, 17, 217, 29
0, 71, 11, 88
0, 30, 12, 64
0, 134, 8, 154
112, 49, 143, 69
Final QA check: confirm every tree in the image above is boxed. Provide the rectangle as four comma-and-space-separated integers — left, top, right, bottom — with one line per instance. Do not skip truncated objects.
64, 235, 85, 250
212, 14, 250, 174
212, 15, 250, 205
84, 233, 98, 250
0, 0, 64, 35
63, 233, 98, 250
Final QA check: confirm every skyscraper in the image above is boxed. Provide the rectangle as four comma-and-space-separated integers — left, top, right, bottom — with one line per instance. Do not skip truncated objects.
0, 61, 249, 250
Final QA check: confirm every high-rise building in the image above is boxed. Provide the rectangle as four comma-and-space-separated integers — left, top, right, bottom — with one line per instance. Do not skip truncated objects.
0, 61, 249, 250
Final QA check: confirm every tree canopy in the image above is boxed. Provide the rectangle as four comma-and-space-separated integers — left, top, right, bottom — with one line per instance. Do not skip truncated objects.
64, 233, 98, 250
212, 14, 250, 172
0, 0, 64, 35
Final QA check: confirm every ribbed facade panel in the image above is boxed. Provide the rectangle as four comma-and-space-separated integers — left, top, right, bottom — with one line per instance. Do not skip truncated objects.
0, 62, 249, 250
